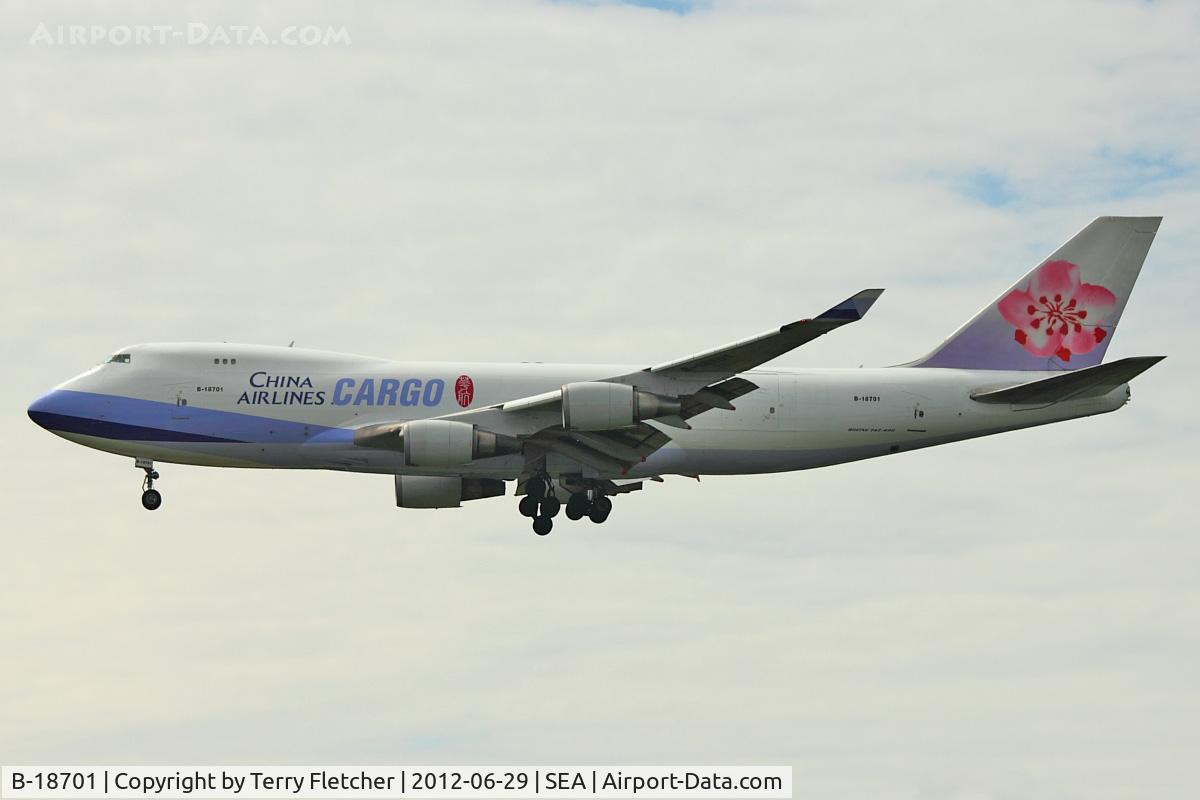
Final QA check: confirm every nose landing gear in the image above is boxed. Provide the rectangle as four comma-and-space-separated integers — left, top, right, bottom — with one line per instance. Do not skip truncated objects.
137, 458, 162, 511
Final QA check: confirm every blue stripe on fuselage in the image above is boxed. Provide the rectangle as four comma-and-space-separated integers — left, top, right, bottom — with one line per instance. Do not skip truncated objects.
28, 411, 243, 443
28, 390, 354, 444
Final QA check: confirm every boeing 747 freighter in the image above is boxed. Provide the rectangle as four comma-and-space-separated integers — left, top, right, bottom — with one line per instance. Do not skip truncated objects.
28, 217, 1164, 534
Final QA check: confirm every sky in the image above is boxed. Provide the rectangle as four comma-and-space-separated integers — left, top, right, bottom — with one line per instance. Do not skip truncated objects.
2, 1, 1198, 798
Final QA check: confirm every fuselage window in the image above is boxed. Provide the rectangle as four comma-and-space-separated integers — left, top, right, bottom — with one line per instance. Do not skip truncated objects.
231, 358, 237, 365
213, 358, 220, 365
107, 353, 131, 364
221, 358, 229, 364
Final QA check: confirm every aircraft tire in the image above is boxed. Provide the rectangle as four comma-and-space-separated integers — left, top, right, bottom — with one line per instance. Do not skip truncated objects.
141, 489, 162, 511
565, 493, 589, 520
588, 496, 612, 524
532, 516, 553, 536
518, 496, 539, 518
540, 496, 561, 518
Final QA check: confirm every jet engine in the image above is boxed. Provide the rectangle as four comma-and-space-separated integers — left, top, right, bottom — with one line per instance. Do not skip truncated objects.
560, 381, 681, 431
354, 419, 521, 467
394, 475, 506, 508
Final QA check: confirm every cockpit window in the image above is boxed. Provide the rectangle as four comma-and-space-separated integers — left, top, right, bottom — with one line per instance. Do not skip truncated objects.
107, 353, 131, 364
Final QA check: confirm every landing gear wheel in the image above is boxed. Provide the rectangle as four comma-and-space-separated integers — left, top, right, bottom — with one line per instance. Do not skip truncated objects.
138, 460, 162, 510
141, 488, 162, 511
526, 476, 548, 500
532, 516, 553, 536
540, 496, 561, 518
588, 495, 612, 524
518, 496, 539, 518
565, 493, 589, 520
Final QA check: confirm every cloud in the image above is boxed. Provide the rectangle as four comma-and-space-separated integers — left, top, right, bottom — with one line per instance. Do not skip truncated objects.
558, 0, 708, 14
1, 1, 1198, 797
955, 169, 1017, 208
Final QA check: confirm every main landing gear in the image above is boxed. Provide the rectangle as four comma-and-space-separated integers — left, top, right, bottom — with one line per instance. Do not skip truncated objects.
519, 475, 612, 535
519, 474, 559, 535
566, 490, 611, 524
137, 458, 162, 511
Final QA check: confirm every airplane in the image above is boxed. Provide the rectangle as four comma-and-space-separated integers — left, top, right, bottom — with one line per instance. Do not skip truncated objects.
28, 216, 1164, 535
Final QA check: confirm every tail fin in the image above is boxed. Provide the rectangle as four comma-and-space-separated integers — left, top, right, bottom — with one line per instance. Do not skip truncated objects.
910, 216, 1161, 370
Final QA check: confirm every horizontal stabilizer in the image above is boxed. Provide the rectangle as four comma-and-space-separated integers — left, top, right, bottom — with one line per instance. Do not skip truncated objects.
971, 356, 1164, 404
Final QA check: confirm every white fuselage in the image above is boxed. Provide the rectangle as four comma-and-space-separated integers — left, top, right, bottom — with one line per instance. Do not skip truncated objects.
31, 343, 1129, 480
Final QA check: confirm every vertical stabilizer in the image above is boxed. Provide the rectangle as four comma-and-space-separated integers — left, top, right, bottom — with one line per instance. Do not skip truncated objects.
911, 216, 1160, 370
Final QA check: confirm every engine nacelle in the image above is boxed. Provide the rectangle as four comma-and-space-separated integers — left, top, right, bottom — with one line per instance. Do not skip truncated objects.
404, 419, 475, 466
560, 381, 682, 431
353, 419, 521, 466
394, 475, 506, 509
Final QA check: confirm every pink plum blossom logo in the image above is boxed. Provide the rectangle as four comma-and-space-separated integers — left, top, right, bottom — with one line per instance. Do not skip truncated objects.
997, 260, 1116, 363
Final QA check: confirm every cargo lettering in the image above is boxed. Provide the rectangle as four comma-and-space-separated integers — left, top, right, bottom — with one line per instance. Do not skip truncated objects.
332, 377, 445, 407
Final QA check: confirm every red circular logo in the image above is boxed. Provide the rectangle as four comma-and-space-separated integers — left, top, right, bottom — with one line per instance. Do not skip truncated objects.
454, 374, 474, 407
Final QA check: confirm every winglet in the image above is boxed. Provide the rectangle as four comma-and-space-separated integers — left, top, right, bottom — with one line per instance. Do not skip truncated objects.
809, 289, 885, 323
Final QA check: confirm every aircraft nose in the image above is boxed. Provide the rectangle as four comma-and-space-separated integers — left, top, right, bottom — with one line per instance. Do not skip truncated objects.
28, 390, 65, 430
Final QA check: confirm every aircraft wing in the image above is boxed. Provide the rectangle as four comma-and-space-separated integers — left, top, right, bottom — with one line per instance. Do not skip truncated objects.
637, 288, 883, 387
488, 287, 883, 412
429, 375, 758, 475
423, 290, 882, 475
519, 376, 759, 474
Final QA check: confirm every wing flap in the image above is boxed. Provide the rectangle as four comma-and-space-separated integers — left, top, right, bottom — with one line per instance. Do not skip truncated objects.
530, 433, 630, 473
680, 377, 758, 419
529, 421, 674, 470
